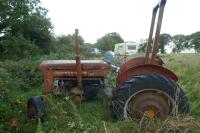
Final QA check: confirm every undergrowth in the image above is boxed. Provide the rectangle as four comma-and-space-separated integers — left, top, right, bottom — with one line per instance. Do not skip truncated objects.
0, 53, 200, 133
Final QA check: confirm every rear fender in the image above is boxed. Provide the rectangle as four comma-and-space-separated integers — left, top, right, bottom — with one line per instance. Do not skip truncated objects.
117, 64, 178, 87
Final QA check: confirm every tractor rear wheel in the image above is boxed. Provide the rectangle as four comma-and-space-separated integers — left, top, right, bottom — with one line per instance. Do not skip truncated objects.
112, 74, 189, 120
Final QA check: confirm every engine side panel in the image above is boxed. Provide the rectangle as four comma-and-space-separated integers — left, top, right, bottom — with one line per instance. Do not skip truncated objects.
40, 60, 109, 94
42, 68, 108, 94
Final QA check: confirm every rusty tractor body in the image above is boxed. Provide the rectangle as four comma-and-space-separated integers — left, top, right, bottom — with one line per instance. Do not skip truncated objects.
39, 60, 109, 99
28, 0, 189, 122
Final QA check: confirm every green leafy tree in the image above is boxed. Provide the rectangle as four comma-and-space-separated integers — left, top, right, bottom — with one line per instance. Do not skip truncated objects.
54, 35, 75, 55
22, 11, 53, 53
96, 32, 124, 51
55, 34, 85, 53
0, 0, 53, 53
58, 35, 74, 45
138, 33, 171, 54
159, 33, 171, 53
172, 34, 190, 53
48, 34, 86, 59
58, 34, 85, 46
191, 31, 200, 52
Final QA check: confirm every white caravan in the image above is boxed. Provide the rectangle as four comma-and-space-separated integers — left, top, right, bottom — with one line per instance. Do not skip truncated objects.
114, 42, 138, 55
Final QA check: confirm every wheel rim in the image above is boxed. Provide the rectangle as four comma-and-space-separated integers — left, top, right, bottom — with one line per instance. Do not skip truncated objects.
124, 90, 175, 119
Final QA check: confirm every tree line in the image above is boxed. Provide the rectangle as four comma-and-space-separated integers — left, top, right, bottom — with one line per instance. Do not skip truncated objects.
0, 0, 200, 61
138, 32, 200, 53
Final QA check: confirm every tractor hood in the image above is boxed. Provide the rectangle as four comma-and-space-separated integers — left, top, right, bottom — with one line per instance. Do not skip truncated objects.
39, 60, 109, 70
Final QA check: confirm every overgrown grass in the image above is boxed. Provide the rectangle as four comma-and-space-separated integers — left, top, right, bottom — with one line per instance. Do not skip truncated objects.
163, 53, 200, 116
0, 53, 200, 133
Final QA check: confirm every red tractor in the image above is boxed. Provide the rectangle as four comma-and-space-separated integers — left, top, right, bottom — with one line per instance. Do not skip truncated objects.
28, 0, 189, 122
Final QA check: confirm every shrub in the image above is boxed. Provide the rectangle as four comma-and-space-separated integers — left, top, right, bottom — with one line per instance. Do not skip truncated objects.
4, 59, 42, 90
0, 35, 43, 60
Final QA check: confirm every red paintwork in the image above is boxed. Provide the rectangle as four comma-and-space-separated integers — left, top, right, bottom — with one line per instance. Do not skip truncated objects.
119, 56, 164, 74
117, 56, 178, 87
40, 57, 178, 93
10, 118, 17, 128
40, 60, 109, 94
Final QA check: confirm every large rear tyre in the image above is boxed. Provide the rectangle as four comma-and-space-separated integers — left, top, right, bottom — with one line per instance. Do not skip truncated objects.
112, 74, 189, 120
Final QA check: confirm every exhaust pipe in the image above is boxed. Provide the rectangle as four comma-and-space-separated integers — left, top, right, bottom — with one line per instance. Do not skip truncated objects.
75, 29, 82, 88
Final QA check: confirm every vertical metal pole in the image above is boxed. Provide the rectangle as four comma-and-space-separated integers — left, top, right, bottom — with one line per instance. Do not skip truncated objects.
145, 4, 159, 64
150, 0, 166, 63
145, 0, 167, 64
75, 29, 82, 88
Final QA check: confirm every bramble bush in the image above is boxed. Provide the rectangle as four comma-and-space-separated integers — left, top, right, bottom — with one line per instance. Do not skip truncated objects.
0, 35, 43, 61
3, 59, 43, 90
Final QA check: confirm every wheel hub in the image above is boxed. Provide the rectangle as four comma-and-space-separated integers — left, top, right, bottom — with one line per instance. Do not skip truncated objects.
127, 92, 171, 118
144, 110, 156, 118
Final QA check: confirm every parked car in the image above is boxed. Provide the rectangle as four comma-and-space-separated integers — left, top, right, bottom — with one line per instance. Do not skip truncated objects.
89, 48, 101, 55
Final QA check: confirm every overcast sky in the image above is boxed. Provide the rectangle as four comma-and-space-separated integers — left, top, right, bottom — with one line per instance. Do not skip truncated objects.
41, 0, 200, 43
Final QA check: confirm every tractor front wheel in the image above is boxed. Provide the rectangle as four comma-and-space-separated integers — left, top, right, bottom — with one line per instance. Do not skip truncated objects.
111, 74, 189, 120
27, 96, 46, 122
